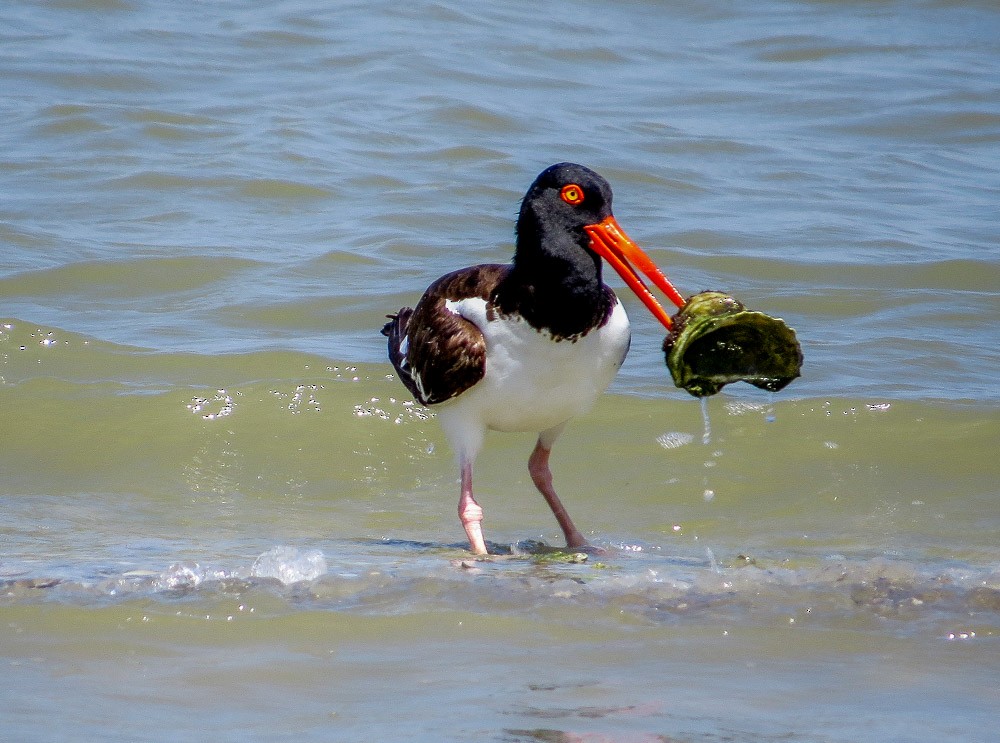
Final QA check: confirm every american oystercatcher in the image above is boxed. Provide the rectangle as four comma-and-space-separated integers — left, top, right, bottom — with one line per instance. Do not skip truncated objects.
382, 163, 685, 554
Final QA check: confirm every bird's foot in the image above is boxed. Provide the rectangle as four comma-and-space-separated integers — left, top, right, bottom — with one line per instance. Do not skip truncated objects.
459, 500, 488, 555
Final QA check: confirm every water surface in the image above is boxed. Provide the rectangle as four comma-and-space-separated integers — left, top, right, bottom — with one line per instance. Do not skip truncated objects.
2, 1, 999, 741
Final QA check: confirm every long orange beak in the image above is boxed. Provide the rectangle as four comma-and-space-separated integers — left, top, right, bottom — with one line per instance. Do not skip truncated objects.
584, 216, 685, 330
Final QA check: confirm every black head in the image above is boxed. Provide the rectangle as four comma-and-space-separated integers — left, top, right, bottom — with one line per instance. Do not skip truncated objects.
500, 163, 619, 337
503, 162, 685, 336
516, 162, 615, 247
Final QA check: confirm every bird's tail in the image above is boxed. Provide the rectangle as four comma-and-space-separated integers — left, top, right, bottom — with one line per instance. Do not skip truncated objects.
382, 308, 422, 400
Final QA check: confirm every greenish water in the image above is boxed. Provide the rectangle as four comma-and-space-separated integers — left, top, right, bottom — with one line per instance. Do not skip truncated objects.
2, 0, 999, 740
3, 321, 998, 741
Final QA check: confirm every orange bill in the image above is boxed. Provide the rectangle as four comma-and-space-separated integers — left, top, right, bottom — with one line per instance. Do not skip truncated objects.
584, 216, 686, 330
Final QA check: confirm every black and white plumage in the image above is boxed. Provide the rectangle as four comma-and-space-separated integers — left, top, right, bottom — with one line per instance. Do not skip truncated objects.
382, 163, 684, 554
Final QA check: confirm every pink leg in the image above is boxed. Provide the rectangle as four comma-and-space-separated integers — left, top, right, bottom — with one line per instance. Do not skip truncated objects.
528, 438, 589, 549
458, 459, 488, 555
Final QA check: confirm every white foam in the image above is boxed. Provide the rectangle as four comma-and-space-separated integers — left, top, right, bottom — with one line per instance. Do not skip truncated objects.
156, 562, 207, 589
656, 431, 695, 449
251, 546, 327, 584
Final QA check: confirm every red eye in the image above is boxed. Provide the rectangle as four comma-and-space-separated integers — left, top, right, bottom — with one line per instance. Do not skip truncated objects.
560, 184, 584, 205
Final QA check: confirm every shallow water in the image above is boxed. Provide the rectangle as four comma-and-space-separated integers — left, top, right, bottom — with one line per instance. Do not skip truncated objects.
2, 1, 999, 741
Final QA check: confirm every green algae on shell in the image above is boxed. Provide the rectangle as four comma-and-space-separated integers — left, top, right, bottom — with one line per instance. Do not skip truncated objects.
663, 291, 803, 397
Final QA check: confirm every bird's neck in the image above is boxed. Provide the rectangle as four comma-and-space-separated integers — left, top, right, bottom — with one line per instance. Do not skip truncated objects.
496, 221, 613, 339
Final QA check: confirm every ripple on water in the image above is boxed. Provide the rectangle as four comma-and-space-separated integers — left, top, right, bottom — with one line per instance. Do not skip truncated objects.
4, 542, 997, 644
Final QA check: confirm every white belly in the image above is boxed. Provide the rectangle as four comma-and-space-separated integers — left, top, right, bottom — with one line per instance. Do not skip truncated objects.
436, 297, 631, 435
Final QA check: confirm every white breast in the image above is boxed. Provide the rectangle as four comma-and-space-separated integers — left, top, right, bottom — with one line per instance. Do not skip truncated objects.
435, 296, 631, 436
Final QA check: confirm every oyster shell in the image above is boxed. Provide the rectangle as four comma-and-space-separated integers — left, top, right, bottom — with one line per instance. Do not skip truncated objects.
663, 291, 803, 397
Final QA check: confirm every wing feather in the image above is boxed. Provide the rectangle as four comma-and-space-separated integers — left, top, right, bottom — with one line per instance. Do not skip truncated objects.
382, 264, 508, 406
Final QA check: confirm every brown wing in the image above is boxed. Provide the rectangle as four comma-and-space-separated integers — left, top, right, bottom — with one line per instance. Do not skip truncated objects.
382, 264, 508, 406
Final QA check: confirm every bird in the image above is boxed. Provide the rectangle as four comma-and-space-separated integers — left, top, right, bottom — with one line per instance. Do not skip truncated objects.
382, 163, 686, 555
